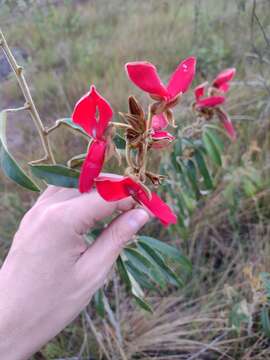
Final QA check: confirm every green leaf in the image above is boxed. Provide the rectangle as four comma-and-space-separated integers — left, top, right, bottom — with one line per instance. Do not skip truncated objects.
30, 164, 79, 188
116, 256, 131, 288
194, 149, 214, 189
114, 134, 126, 149
124, 248, 166, 288
261, 307, 270, 337
125, 262, 157, 290
0, 111, 40, 191
202, 129, 222, 167
138, 236, 192, 273
117, 256, 152, 312
209, 129, 224, 153
133, 295, 152, 312
93, 289, 105, 318
138, 242, 184, 287
185, 159, 200, 198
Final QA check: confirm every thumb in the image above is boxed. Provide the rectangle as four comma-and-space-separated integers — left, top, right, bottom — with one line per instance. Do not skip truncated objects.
77, 209, 149, 280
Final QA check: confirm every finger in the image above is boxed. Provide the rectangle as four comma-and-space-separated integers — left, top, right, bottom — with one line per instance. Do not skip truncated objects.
37, 173, 123, 204
40, 188, 81, 204
77, 209, 149, 282
36, 186, 62, 203
65, 190, 136, 234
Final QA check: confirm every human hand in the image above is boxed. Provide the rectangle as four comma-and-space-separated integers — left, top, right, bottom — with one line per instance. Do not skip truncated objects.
0, 184, 149, 360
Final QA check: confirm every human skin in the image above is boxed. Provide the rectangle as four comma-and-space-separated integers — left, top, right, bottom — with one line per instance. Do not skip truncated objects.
0, 185, 149, 360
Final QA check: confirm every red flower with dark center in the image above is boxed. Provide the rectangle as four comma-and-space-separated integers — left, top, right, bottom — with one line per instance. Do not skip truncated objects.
72, 85, 113, 192
194, 68, 236, 140
126, 57, 196, 128
95, 176, 177, 227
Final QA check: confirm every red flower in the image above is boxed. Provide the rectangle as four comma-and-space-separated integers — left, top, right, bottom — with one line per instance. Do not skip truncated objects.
212, 68, 236, 93
72, 86, 113, 192
95, 176, 177, 227
126, 57, 196, 129
194, 68, 236, 140
151, 130, 175, 149
126, 57, 196, 101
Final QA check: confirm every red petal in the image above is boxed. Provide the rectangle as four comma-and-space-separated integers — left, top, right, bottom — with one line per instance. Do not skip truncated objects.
125, 62, 168, 98
152, 113, 169, 130
212, 68, 236, 89
194, 81, 208, 100
218, 82, 230, 93
167, 57, 196, 99
218, 111, 237, 141
196, 96, 225, 108
137, 191, 177, 227
95, 176, 136, 201
79, 140, 107, 193
152, 130, 175, 149
96, 176, 177, 226
72, 85, 113, 139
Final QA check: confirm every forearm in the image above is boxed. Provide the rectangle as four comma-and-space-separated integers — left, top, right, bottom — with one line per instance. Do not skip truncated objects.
0, 258, 46, 360
0, 275, 31, 360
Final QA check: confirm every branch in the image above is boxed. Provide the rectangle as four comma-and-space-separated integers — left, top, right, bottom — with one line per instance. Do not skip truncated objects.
0, 29, 55, 164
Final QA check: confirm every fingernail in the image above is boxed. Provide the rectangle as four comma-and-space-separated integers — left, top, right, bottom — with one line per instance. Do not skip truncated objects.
127, 209, 149, 232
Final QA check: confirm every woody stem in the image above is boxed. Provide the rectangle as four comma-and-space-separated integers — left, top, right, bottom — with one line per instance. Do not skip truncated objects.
0, 29, 55, 164
111, 122, 132, 129
138, 105, 153, 179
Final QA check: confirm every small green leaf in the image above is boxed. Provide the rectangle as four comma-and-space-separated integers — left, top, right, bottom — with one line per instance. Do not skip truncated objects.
261, 307, 270, 337
138, 242, 184, 287
202, 129, 222, 167
124, 248, 166, 288
185, 159, 200, 198
114, 134, 126, 149
204, 126, 224, 153
30, 164, 79, 188
116, 256, 130, 288
117, 256, 152, 312
93, 289, 105, 318
194, 149, 214, 189
138, 236, 192, 273
0, 111, 40, 191
125, 262, 157, 290
133, 295, 153, 312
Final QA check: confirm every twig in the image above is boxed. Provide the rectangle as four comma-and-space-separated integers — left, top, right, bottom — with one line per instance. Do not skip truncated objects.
111, 121, 132, 129
4, 104, 30, 113
103, 294, 123, 345
83, 310, 111, 360
0, 29, 55, 164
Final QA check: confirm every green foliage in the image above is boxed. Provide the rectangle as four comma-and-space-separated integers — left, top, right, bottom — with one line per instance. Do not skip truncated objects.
0, 111, 39, 192
30, 164, 79, 188
93, 235, 193, 314
164, 126, 226, 233
228, 299, 250, 333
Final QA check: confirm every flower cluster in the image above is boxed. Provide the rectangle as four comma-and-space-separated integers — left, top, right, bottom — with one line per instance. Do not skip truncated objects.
193, 68, 236, 140
71, 58, 236, 227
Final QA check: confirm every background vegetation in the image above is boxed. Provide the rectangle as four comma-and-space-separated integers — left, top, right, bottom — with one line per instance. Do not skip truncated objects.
0, 0, 270, 358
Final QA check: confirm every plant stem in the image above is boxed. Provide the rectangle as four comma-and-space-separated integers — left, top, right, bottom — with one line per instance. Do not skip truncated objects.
138, 105, 153, 179
111, 121, 132, 129
0, 29, 55, 164
4, 104, 30, 113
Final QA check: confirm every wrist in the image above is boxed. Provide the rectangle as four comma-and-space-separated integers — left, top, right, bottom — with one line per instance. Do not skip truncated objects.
0, 268, 38, 360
